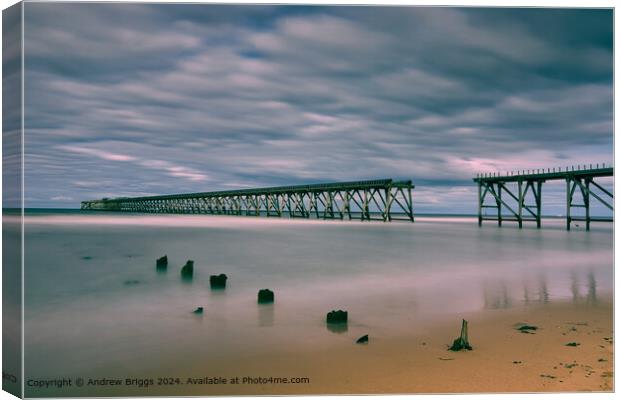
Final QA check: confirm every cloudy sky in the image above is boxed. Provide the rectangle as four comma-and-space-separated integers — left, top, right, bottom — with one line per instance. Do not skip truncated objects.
20, 4, 613, 213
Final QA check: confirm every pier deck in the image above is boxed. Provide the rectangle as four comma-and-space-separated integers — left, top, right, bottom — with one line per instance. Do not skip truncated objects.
474, 165, 613, 230
81, 179, 415, 222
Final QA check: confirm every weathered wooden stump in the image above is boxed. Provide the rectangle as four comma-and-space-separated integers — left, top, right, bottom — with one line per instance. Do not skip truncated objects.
156, 255, 168, 270
192, 307, 204, 314
449, 319, 472, 351
209, 274, 227, 289
181, 260, 194, 279
258, 289, 274, 304
356, 334, 369, 344
326, 310, 348, 324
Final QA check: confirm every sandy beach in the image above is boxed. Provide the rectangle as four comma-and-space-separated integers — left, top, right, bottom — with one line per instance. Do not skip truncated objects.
72, 297, 612, 397
172, 297, 614, 395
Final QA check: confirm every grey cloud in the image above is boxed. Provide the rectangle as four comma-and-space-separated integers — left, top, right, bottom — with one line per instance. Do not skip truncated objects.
20, 4, 613, 213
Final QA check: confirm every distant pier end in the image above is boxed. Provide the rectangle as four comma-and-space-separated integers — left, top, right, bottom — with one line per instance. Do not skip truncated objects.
81, 179, 415, 222
474, 165, 613, 230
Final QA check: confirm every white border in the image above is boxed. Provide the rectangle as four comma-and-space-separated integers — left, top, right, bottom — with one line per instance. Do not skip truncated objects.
0, 2, 616, 400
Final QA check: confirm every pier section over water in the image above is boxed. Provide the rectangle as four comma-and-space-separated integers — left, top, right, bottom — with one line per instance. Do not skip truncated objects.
474, 165, 613, 230
81, 179, 415, 222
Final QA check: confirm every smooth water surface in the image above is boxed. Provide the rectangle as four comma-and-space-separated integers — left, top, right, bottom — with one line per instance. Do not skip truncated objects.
22, 213, 612, 380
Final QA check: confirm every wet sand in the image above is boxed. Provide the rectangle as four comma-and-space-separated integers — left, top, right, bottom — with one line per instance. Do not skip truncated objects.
178, 298, 613, 395
28, 298, 612, 397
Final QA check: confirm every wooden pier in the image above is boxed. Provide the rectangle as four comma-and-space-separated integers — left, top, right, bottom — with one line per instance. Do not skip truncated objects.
81, 179, 415, 222
474, 165, 613, 230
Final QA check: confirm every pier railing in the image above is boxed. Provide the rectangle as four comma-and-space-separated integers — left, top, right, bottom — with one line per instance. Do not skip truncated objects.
474, 164, 613, 230
81, 179, 415, 222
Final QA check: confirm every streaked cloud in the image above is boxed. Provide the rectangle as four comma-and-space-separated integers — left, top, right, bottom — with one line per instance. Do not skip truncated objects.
58, 145, 137, 162
58, 144, 209, 183
21, 4, 612, 213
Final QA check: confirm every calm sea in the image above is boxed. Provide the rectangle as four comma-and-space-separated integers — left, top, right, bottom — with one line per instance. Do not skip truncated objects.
14, 211, 612, 391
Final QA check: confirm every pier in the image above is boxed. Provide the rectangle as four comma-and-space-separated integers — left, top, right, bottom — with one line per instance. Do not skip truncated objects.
474, 164, 613, 230
81, 179, 415, 222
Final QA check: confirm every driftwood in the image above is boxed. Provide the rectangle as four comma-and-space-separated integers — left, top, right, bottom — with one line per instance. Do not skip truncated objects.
257, 289, 274, 304
449, 319, 472, 351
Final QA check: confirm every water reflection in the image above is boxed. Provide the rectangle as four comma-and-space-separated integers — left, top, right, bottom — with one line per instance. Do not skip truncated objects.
326, 323, 348, 334
258, 304, 274, 327
523, 280, 530, 304
571, 271, 580, 302
587, 271, 597, 304
538, 275, 549, 304
484, 270, 599, 309
483, 282, 511, 309
156, 264, 167, 274
208, 288, 227, 299
569, 270, 598, 304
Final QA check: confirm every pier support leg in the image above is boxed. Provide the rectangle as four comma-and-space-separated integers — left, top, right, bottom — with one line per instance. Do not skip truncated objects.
585, 179, 590, 231
287, 195, 293, 218
314, 193, 320, 219
408, 185, 414, 222
362, 189, 370, 221
478, 183, 482, 227
497, 184, 502, 227
276, 195, 282, 217
536, 181, 542, 229
566, 178, 571, 231
517, 180, 523, 229
384, 188, 391, 222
